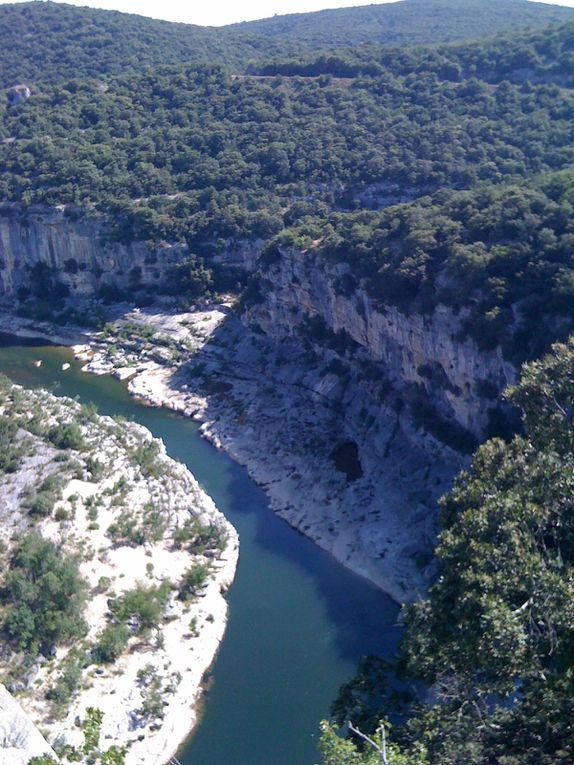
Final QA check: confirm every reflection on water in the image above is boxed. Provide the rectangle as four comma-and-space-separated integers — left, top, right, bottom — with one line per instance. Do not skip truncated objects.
0, 336, 401, 765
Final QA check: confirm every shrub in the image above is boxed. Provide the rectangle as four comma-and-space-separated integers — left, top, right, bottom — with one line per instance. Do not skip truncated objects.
109, 582, 171, 635
91, 623, 131, 664
131, 439, 161, 478
28, 492, 56, 518
49, 421, 86, 451
0, 415, 24, 473
46, 656, 84, 711
178, 561, 212, 601
2, 532, 87, 654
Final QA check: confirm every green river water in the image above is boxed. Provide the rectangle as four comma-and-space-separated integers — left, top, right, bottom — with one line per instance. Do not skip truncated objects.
0, 335, 401, 765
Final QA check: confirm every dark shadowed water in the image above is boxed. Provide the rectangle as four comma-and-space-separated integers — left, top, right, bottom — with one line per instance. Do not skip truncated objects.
0, 335, 401, 765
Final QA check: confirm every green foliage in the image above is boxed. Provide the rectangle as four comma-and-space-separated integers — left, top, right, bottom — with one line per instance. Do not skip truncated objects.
27, 708, 127, 765
45, 653, 84, 712
256, 18, 574, 84
108, 581, 171, 635
236, 0, 574, 52
0, 414, 25, 473
100, 746, 127, 765
0, 2, 290, 85
1, 23, 573, 332
396, 337, 574, 764
1, 532, 87, 654
136, 664, 164, 722
318, 720, 427, 765
1, 12, 574, 329
91, 623, 131, 664
27, 475, 63, 518
83, 707, 103, 754
331, 656, 409, 736
172, 516, 229, 552
2, 0, 571, 89
288, 173, 574, 362
107, 501, 167, 547
325, 339, 574, 765
49, 421, 86, 451
166, 256, 213, 298
2, 30, 574, 220
130, 439, 161, 478
177, 561, 212, 601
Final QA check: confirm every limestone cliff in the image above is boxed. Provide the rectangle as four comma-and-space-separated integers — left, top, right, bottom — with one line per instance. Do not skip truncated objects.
0, 204, 184, 297
245, 247, 517, 444
0, 211, 520, 600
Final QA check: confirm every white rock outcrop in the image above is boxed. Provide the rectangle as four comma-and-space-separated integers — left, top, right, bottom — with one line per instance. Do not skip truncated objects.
0, 683, 57, 765
0, 204, 183, 297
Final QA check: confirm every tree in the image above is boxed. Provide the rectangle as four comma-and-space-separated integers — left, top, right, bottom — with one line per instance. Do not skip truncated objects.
318, 720, 427, 765
398, 337, 574, 764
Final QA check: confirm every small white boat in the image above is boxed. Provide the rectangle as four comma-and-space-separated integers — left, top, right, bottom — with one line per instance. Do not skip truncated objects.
32, 360, 42, 367
61, 363, 71, 371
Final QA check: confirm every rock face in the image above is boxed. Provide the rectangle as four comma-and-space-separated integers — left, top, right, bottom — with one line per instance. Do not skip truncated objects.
6, 85, 31, 107
0, 683, 56, 765
246, 248, 517, 442
0, 204, 185, 297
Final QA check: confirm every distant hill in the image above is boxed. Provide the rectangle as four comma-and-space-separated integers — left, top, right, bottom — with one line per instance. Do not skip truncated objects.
0, 2, 300, 86
252, 18, 574, 85
1, 0, 574, 86
229, 0, 574, 48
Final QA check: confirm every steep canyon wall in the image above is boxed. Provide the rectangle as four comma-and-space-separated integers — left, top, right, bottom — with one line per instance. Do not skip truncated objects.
245, 248, 517, 444
0, 204, 184, 298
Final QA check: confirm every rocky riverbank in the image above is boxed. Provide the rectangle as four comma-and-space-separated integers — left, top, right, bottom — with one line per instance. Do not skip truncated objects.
65, 304, 455, 604
0, 301, 458, 603
0, 380, 238, 765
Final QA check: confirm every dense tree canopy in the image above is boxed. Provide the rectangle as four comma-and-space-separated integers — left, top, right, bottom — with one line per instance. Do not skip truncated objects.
253, 19, 574, 85
269, 172, 574, 361
2, 19, 574, 358
1, 0, 572, 87
232, 0, 574, 52
399, 338, 574, 764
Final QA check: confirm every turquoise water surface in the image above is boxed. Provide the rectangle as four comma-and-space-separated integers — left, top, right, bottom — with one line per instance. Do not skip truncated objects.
0, 336, 400, 765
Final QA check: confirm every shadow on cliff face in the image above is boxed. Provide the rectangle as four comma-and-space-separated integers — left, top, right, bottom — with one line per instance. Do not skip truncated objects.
331, 440, 363, 482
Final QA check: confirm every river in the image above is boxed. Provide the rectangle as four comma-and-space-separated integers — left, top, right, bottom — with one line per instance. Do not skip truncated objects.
0, 335, 401, 765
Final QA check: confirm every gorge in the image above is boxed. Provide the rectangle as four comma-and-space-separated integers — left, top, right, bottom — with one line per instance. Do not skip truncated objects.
3, 1, 574, 762
0, 205, 517, 601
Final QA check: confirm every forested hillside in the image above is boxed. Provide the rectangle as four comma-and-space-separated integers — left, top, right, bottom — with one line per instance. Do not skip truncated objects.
1, 0, 573, 86
3, 54, 573, 207
280, 173, 574, 363
0, 2, 297, 86
230, 0, 574, 49
253, 20, 574, 83
3, 20, 574, 364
